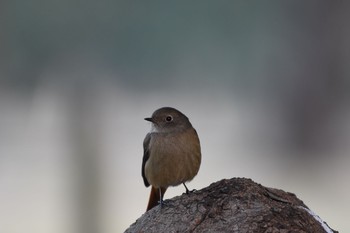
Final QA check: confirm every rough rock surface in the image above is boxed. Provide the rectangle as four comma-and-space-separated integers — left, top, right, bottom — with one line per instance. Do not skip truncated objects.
125, 178, 337, 233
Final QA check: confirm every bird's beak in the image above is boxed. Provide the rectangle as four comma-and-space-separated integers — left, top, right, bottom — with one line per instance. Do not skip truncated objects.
144, 117, 153, 122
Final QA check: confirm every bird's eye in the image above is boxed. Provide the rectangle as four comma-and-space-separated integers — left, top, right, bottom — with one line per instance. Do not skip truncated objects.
165, 115, 173, 122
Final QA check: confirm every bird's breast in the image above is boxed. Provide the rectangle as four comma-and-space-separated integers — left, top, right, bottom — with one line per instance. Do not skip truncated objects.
145, 128, 201, 188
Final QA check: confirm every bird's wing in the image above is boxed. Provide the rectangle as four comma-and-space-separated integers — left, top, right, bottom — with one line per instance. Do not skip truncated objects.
142, 133, 151, 187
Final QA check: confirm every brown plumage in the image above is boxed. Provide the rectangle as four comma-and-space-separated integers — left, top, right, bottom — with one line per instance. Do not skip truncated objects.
142, 107, 201, 211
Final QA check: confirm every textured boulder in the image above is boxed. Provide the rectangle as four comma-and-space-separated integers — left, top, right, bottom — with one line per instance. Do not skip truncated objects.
125, 178, 337, 233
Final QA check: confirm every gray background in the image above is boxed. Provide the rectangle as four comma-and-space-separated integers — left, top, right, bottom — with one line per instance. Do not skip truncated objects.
1, 1, 349, 232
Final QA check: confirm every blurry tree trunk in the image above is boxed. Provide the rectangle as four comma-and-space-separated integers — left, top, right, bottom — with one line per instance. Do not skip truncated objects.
125, 178, 337, 233
67, 85, 100, 233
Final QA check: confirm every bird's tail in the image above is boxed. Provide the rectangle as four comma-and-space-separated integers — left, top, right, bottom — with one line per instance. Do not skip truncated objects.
146, 186, 167, 211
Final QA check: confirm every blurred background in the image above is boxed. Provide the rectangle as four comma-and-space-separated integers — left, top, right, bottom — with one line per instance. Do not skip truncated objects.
1, 1, 349, 232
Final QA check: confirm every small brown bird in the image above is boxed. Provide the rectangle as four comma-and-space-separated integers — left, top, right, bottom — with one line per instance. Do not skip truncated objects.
142, 107, 201, 211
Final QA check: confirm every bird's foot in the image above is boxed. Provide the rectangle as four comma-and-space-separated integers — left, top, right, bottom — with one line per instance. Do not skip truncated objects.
183, 188, 196, 194
158, 199, 173, 208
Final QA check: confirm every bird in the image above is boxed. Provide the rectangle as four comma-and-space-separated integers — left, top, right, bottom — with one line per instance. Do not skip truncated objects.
142, 107, 201, 211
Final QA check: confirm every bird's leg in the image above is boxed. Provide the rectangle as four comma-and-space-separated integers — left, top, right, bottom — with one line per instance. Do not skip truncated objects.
183, 183, 196, 194
158, 187, 165, 207
158, 187, 173, 208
